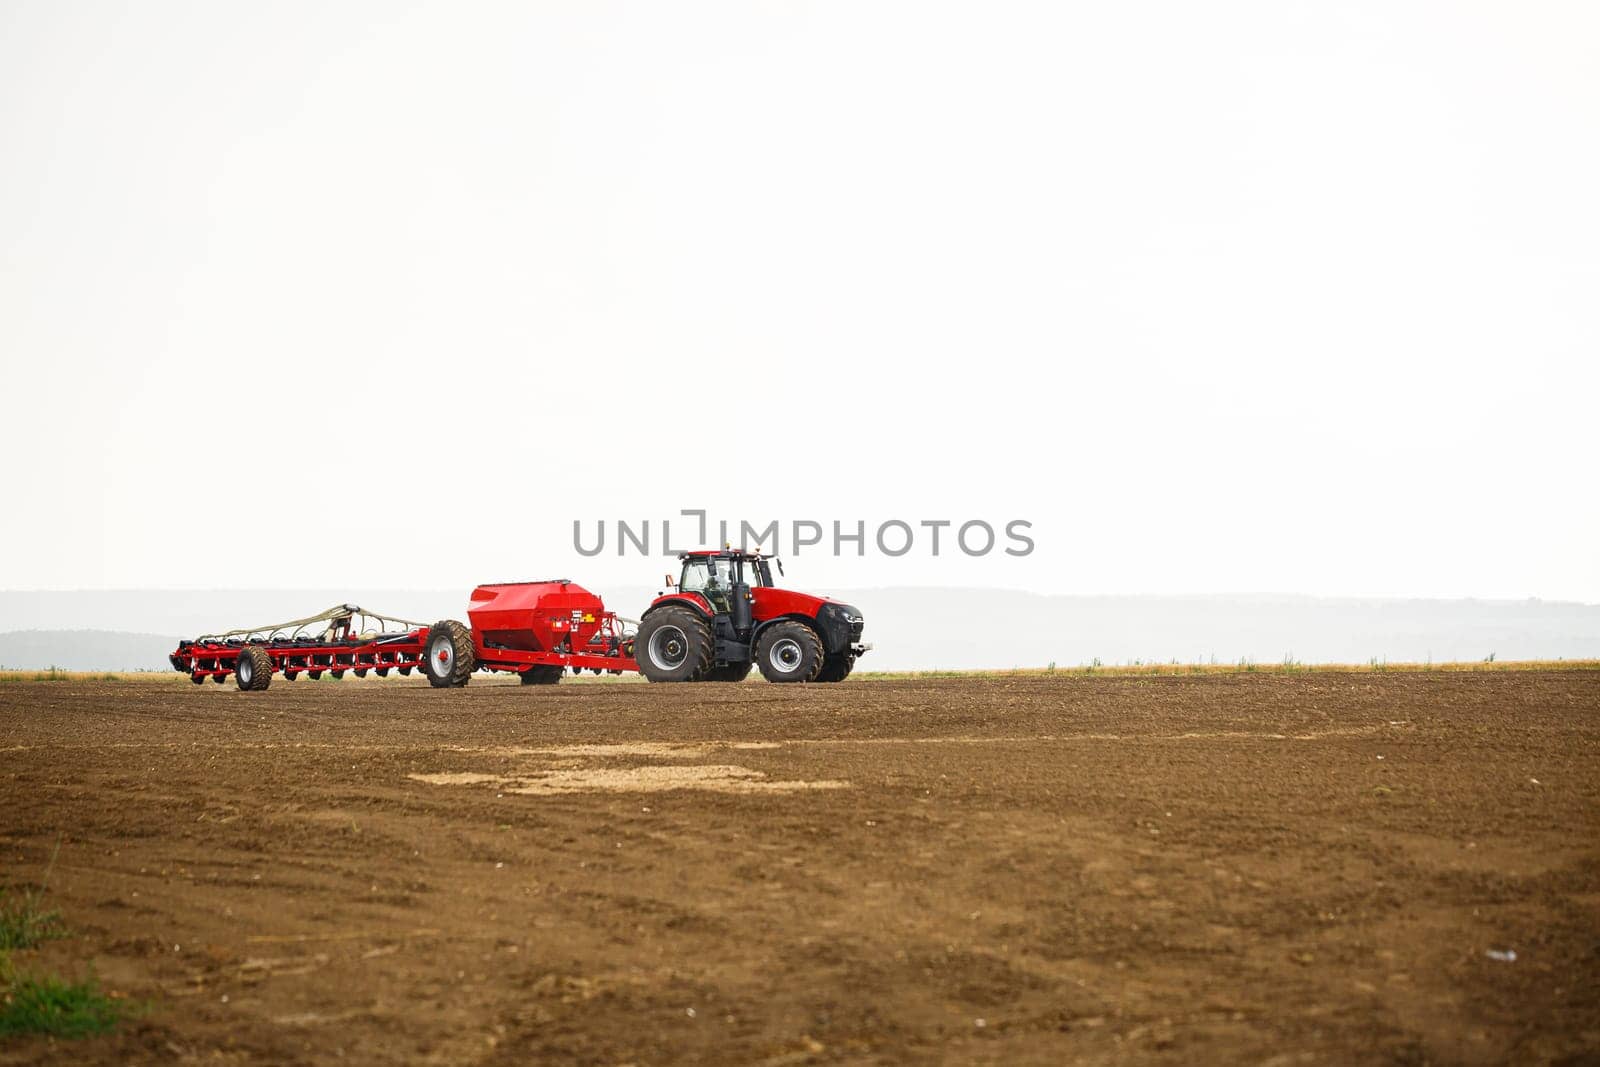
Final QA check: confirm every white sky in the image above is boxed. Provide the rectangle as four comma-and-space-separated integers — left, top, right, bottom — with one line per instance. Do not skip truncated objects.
1, 1, 1596, 600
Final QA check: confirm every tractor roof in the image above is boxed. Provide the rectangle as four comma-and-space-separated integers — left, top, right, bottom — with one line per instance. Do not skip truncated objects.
679, 549, 765, 560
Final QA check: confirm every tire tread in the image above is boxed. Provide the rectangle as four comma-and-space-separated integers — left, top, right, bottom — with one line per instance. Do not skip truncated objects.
636, 607, 714, 683
236, 645, 273, 691
425, 620, 476, 688
756, 621, 824, 683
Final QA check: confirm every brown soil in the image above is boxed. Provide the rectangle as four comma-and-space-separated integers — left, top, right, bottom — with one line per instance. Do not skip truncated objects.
1, 671, 1597, 1065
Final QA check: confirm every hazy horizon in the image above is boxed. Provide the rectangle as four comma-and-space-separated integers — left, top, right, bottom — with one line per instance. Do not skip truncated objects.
3, 584, 1597, 605
5, 587, 1596, 672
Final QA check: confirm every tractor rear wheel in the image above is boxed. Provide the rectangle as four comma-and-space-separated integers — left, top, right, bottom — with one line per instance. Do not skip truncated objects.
816, 652, 854, 683
636, 607, 713, 682
707, 662, 752, 683
424, 620, 475, 688
235, 646, 273, 691
756, 621, 824, 683
519, 665, 564, 686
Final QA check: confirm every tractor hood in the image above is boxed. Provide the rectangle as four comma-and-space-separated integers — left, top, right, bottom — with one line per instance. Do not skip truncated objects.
751, 588, 865, 655
752, 587, 844, 618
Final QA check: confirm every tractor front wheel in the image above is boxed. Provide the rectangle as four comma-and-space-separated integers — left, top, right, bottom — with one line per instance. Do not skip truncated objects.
756, 621, 824, 683
424, 620, 476, 688
636, 608, 713, 682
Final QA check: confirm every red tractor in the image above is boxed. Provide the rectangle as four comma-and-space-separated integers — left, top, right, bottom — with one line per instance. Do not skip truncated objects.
634, 549, 869, 683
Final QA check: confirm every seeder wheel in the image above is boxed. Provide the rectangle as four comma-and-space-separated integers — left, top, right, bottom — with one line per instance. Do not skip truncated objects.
424, 620, 475, 688
235, 646, 273, 691
518, 666, 563, 686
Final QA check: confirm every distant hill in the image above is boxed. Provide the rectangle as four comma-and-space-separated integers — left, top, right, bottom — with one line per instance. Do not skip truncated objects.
1, 589, 1597, 672
0, 629, 180, 672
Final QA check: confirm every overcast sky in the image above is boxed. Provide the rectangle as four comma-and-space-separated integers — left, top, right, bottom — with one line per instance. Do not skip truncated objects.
1, 1, 1595, 600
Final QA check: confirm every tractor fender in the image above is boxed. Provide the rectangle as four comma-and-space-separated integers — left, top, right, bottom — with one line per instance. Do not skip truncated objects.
752, 612, 826, 646
642, 593, 714, 619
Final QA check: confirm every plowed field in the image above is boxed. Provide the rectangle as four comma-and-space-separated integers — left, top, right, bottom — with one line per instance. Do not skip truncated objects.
2, 671, 1597, 1064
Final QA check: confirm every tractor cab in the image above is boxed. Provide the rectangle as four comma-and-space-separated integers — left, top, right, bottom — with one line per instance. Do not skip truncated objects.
674, 550, 770, 613
671, 549, 766, 624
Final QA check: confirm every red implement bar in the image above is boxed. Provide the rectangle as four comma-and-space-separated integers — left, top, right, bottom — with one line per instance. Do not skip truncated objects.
170, 604, 432, 687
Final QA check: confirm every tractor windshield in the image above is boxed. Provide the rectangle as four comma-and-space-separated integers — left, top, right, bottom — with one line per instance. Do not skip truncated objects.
680, 558, 736, 595
680, 556, 768, 594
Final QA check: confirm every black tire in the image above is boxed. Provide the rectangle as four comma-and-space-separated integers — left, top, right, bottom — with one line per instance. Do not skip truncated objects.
235, 645, 273, 691
212, 672, 229, 685
816, 652, 854, 683
707, 662, 753, 683
519, 665, 564, 686
635, 607, 713, 683
424, 620, 475, 688
755, 621, 824, 683
190, 672, 205, 685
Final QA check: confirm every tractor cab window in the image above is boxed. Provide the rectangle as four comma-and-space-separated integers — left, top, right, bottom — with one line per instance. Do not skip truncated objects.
680, 558, 732, 592
680, 557, 739, 611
